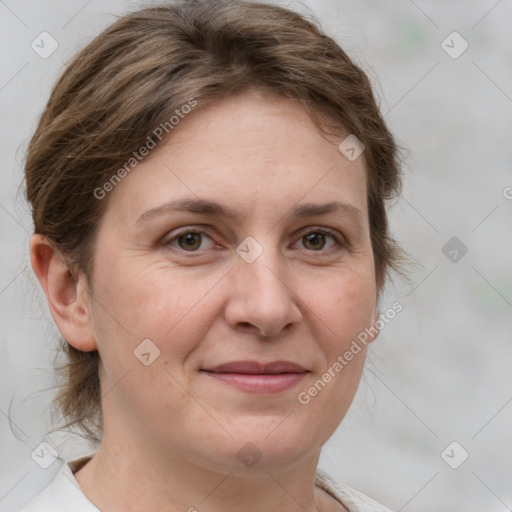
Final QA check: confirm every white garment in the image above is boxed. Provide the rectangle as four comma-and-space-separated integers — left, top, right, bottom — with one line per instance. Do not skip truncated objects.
19, 454, 393, 512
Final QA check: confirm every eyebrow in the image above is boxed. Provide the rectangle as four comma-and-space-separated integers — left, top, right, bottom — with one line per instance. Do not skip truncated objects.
136, 198, 363, 226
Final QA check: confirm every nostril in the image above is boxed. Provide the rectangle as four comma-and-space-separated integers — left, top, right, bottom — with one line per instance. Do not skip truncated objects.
235, 322, 276, 337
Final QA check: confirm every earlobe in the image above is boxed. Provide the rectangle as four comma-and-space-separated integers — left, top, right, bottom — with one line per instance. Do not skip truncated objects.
30, 234, 98, 352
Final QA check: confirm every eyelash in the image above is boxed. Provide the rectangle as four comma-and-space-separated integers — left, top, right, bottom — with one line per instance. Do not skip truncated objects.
161, 226, 345, 255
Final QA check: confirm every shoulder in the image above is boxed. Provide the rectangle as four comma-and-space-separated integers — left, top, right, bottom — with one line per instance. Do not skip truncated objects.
18, 454, 99, 512
315, 468, 394, 512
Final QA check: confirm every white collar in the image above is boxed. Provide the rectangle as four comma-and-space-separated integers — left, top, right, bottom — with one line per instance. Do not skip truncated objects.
21, 454, 392, 512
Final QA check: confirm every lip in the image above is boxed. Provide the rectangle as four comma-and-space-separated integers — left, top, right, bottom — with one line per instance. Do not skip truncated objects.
203, 360, 308, 374
201, 360, 309, 394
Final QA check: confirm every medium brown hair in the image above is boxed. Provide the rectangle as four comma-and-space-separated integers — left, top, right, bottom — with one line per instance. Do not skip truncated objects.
24, 0, 404, 443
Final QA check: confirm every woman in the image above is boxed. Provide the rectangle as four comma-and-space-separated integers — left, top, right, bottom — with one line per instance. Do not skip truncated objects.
21, 1, 404, 510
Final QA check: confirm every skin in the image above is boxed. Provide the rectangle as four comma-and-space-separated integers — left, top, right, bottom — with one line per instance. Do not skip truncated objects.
31, 90, 380, 512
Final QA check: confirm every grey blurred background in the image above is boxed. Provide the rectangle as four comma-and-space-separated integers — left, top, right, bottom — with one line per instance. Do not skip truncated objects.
1, 1, 511, 510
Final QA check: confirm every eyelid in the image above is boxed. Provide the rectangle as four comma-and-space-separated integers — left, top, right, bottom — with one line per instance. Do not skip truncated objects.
161, 224, 209, 239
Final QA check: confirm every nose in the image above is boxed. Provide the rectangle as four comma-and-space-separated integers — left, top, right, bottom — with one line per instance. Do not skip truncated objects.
224, 249, 302, 338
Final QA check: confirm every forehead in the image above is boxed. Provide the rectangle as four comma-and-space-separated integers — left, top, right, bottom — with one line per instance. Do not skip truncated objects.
104, 91, 368, 226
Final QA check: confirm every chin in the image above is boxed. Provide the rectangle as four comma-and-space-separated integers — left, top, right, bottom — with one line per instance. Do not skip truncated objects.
196, 421, 321, 474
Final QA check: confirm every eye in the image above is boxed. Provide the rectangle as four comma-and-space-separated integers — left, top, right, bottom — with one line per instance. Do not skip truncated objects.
163, 229, 216, 252
161, 226, 344, 255
294, 228, 343, 252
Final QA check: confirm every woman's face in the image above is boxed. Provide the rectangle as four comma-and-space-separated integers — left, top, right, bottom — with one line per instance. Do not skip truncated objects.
86, 91, 378, 472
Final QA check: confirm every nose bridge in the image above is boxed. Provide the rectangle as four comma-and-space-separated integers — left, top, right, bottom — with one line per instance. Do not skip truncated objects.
242, 253, 286, 299
226, 237, 301, 336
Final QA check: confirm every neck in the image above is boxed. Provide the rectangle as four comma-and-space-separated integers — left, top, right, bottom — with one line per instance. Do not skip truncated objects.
73, 431, 337, 512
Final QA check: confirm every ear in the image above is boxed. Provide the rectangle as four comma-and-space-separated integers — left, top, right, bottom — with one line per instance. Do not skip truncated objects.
30, 234, 97, 352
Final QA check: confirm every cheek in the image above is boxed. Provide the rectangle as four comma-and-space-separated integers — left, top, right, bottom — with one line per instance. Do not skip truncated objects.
89, 260, 217, 421
309, 266, 376, 351
89, 258, 222, 361
299, 271, 375, 420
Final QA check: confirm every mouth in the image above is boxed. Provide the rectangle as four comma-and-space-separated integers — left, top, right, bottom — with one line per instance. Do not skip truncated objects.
200, 360, 309, 394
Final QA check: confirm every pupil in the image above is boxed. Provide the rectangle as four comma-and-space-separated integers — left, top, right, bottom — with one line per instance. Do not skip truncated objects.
179, 233, 200, 250
306, 233, 324, 249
